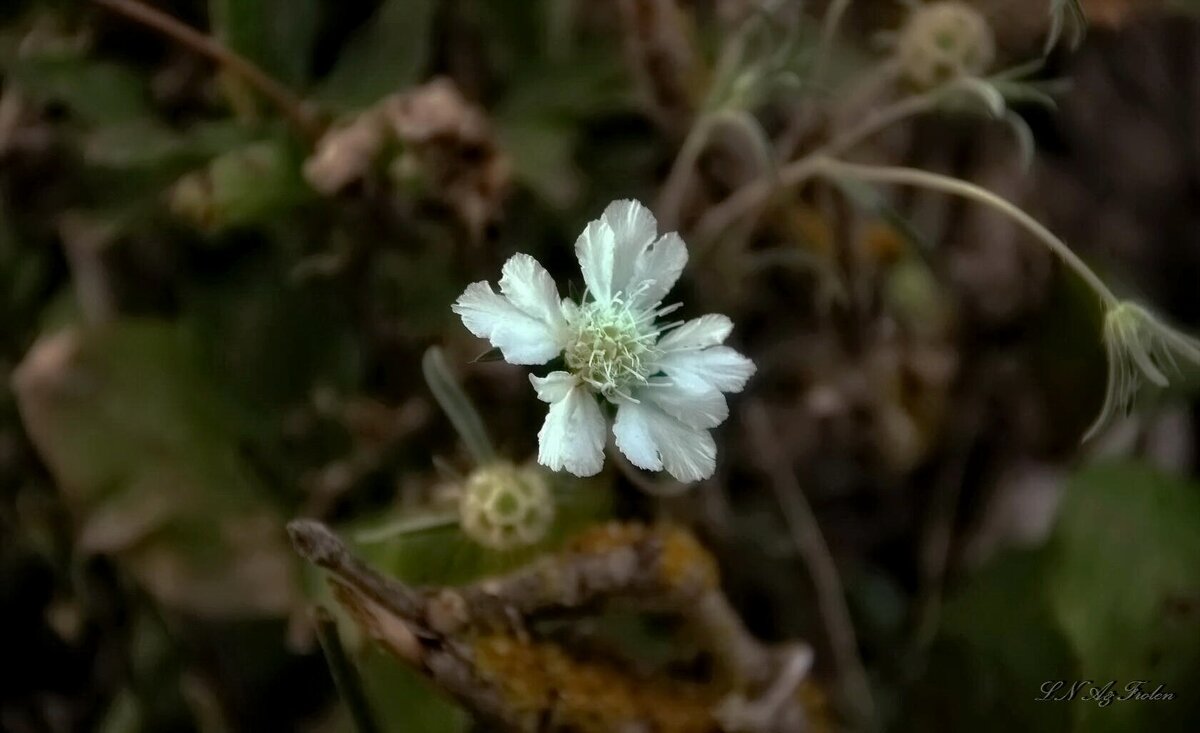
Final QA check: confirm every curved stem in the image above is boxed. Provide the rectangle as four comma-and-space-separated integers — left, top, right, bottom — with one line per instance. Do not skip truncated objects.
814, 0, 853, 83
695, 88, 941, 243
92, 0, 319, 141
656, 115, 717, 231
353, 513, 460, 544
658, 108, 776, 231
809, 158, 1120, 306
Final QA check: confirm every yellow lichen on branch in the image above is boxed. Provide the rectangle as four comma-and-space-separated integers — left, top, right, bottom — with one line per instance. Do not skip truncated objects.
473, 635, 718, 733
288, 519, 814, 732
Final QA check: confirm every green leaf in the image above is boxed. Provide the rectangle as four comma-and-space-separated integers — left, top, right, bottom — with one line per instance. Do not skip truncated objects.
183, 254, 362, 413
98, 689, 143, 733
907, 460, 1200, 732
357, 646, 470, 733
347, 471, 613, 587
1045, 0, 1087, 54
4, 53, 149, 124
498, 118, 581, 208
0, 195, 53, 325
494, 49, 631, 206
83, 120, 256, 171
1047, 461, 1200, 732
423, 346, 495, 466
171, 137, 314, 230
1170, 0, 1200, 17
906, 549, 1077, 733
12, 319, 300, 617
208, 0, 319, 87
315, 0, 437, 110
1003, 111, 1037, 172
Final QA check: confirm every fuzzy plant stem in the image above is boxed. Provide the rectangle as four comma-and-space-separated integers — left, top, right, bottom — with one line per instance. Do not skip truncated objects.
808, 158, 1121, 307
814, 0, 854, 83
694, 87, 945, 244
658, 108, 776, 231
422, 346, 496, 466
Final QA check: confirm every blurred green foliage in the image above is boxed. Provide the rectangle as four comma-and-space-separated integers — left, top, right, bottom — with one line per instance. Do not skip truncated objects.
907, 461, 1200, 732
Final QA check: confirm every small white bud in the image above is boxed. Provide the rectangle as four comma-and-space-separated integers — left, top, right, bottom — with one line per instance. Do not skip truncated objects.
896, 1, 995, 89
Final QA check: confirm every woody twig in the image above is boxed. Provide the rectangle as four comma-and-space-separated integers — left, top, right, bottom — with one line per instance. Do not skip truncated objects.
288, 519, 814, 732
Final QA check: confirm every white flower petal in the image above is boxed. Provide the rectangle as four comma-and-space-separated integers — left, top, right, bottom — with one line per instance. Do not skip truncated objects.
574, 219, 616, 304
656, 314, 733, 352
499, 253, 566, 334
530, 371, 576, 403
643, 379, 727, 429
629, 232, 687, 307
601, 199, 658, 293
536, 382, 606, 477
612, 401, 662, 472
657, 346, 756, 393
613, 399, 716, 482
452, 282, 562, 364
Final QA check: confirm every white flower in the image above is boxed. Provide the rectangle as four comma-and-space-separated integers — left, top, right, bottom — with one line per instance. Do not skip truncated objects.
452, 199, 755, 482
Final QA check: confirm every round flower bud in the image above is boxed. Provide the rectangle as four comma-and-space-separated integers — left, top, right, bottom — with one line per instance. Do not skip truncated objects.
896, 2, 995, 88
459, 462, 554, 550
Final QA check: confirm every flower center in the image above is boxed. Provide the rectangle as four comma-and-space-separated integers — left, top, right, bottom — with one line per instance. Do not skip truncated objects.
565, 297, 658, 397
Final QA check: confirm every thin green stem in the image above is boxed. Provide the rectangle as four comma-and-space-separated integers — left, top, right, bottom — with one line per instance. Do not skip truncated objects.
353, 513, 460, 544
809, 158, 1120, 306
313, 606, 381, 733
422, 347, 496, 466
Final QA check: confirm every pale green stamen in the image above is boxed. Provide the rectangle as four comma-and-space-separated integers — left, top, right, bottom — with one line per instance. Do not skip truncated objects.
565, 295, 665, 397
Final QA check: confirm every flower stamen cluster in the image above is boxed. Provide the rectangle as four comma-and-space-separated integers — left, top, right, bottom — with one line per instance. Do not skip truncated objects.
565, 295, 657, 397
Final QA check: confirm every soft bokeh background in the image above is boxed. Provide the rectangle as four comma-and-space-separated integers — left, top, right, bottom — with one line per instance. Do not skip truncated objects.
2, 1, 1200, 731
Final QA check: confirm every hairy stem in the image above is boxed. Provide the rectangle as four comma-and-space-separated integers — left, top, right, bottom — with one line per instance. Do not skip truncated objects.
695, 87, 942, 243
814, 0, 854, 83
809, 158, 1120, 306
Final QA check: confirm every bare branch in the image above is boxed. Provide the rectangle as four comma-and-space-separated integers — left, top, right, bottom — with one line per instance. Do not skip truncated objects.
287, 519, 814, 732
